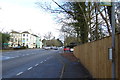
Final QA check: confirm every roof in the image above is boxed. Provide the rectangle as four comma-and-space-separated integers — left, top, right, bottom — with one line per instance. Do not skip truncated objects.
22, 31, 29, 33
31, 34, 38, 37
10, 31, 20, 33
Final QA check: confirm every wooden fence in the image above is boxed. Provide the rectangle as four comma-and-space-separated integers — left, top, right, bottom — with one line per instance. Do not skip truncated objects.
73, 33, 120, 78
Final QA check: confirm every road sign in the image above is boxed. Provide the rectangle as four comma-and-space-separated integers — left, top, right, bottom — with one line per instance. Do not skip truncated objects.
99, 2, 111, 6
99, 0, 111, 6
3, 43, 10, 45
108, 48, 112, 60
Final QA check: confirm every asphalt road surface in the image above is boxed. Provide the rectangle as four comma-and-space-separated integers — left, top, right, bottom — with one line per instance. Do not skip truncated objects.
1, 49, 92, 79
2, 49, 64, 78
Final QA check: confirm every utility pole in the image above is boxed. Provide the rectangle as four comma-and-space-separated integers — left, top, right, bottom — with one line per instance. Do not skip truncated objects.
99, 0, 116, 79
111, 1, 116, 79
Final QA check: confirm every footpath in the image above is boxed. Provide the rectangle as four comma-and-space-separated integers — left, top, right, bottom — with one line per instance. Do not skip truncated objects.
59, 52, 92, 78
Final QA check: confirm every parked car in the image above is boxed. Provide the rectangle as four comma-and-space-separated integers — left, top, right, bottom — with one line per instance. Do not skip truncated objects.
64, 43, 77, 52
13, 46, 21, 49
13, 46, 27, 49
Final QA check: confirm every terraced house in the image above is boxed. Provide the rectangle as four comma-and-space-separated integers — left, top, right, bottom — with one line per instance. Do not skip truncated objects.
9, 31, 42, 48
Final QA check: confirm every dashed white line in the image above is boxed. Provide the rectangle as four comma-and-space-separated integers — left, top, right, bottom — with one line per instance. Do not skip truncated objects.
35, 64, 39, 66
15, 56, 19, 58
27, 67, 33, 70
47, 57, 51, 60
40, 61, 43, 63
16, 72, 23, 76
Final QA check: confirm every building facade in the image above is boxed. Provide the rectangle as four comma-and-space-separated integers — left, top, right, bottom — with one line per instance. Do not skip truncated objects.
9, 31, 42, 48
36, 36, 43, 48
9, 31, 22, 47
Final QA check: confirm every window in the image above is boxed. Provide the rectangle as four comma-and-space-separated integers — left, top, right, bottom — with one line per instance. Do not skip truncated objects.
23, 38, 25, 40
10, 38, 13, 42
23, 43, 25, 46
23, 34, 25, 36
15, 38, 17, 42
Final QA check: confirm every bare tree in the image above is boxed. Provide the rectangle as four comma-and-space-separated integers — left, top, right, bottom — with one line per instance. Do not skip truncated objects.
44, 32, 54, 40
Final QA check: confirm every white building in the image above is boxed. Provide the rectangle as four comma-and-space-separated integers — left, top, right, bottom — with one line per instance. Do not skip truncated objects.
9, 31, 42, 48
9, 31, 22, 47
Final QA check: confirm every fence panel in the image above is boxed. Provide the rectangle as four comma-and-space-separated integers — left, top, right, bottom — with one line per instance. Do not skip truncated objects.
74, 34, 120, 78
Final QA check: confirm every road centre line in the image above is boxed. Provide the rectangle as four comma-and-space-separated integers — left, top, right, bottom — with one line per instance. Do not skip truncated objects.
27, 67, 33, 70
35, 64, 39, 66
40, 61, 43, 63
15, 56, 19, 58
11, 57, 15, 59
47, 57, 51, 59
16, 72, 23, 76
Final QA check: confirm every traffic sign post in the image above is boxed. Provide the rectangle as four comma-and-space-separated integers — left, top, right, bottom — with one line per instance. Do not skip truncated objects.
111, 2, 116, 79
99, 0, 111, 6
99, 1, 116, 79
99, 2, 111, 6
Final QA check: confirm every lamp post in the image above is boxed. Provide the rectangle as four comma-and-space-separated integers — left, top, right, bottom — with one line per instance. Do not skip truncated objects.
111, 2, 116, 79
99, 1, 116, 79
117, 4, 120, 32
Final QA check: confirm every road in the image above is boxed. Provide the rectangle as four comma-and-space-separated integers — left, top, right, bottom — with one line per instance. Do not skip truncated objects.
2, 49, 64, 78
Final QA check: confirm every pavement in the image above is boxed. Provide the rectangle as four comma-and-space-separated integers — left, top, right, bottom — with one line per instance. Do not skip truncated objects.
58, 52, 92, 78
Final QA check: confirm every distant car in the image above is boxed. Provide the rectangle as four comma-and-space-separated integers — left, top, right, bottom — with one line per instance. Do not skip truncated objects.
50, 46, 58, 50
64, 46, 70, 52
13, 46, 23, 49
70, 48, 74, 52
53, 47, 58, 50
43, 46, 51, 50
64, 44, 76, 52
13, 46, 21, 49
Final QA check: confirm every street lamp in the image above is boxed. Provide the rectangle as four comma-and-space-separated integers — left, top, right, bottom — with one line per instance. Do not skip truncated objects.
117, 5, 120, 21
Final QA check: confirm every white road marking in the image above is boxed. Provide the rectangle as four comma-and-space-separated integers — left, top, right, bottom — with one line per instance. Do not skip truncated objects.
16, 72, 23, 76
35, 64, 39, 66
47, 57, 51, 60
15, 56, 18, 57
44, 60, 46, 61
40, 61, 43, 63
27, 67, 33, 70
10, 57, 13, 58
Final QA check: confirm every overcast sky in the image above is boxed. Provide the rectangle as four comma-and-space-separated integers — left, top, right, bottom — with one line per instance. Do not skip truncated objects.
0, 0, 62, 39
